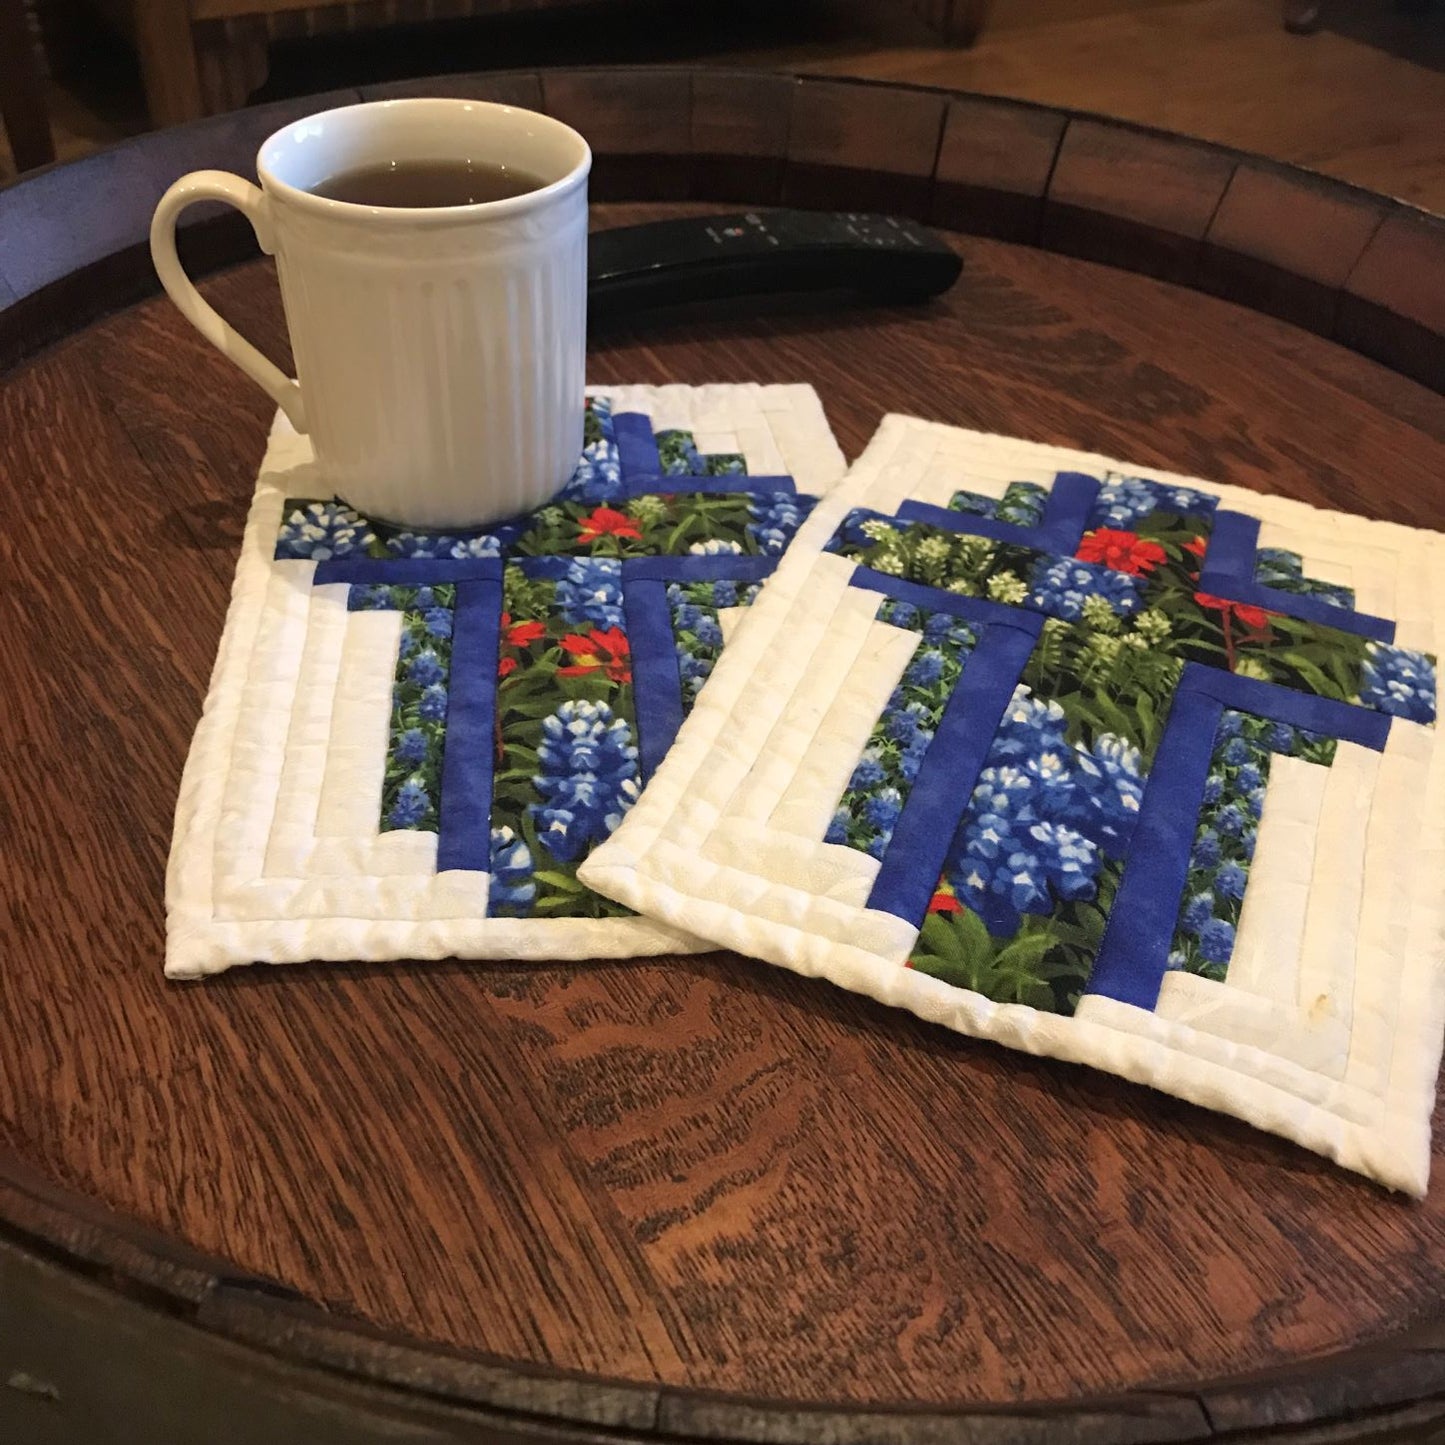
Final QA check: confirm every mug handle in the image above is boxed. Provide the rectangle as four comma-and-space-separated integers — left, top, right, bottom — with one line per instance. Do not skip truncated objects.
149, 170, 308, 433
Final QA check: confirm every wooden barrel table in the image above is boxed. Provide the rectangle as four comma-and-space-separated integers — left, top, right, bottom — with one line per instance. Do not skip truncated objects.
3, 68, 1445, 1445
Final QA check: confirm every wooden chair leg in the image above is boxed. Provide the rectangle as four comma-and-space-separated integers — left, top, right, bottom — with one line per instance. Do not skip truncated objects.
195, 18, 271, 116
0, 0, 56, 172
134, 0, 205, 125
31, 0, 85, 82
909, 0, 990, 46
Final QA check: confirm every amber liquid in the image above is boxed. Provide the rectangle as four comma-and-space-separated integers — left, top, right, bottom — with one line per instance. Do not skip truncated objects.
310, 159, 547, 207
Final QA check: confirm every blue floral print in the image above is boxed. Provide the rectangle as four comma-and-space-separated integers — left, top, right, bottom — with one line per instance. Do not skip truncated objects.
385, 530, 506, 560
387, 778, 431, 829
555, 557, 626, 630
530, 700, 641, 863
1028, 557, 1143, 621
558, 396, 623, 502
1088, 473, 1219, 528
394, 728, 428, 767
668, 578, 762, 709
1169, 709, 1337, 980
487, 826, 537, 913
746, 493, 812, 555
826, 600, 978, 859
276, 500, 374, 560
347, 582, 457, 834
418, 684, 448, 721
406, 650, 445, 688
655, 427, 747, 477
995, 482, 1049, 527
947, 481, 1048, 527
941, 684, 1144, 936
1254, 547, 1355, 610
1358, 643, 1437, 724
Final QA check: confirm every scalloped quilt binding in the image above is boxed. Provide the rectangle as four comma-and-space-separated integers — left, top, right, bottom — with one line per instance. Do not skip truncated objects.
579, 415, 1445, 1195
164, 384, 848, 980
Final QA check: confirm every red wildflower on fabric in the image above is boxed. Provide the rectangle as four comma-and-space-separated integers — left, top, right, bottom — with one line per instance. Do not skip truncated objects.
928, 889, 964, 915
501, 614, 546, 650
498, 613, 545, 678
1183, 535, 1208, 559
558, 627, 632, 684
1076, 528, 1168, 576
1194, 593, 1272, 631
577, 506, 642, 545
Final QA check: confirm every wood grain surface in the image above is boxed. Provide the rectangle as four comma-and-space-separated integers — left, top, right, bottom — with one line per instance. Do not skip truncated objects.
4, 202, 1445, 1428
6, 70, 1444, 392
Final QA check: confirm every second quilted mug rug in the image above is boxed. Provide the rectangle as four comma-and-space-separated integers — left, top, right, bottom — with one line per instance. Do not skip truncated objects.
581, 416, 1445, 1194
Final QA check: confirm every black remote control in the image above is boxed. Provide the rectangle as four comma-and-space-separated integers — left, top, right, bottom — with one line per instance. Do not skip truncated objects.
587, 210, 962, 322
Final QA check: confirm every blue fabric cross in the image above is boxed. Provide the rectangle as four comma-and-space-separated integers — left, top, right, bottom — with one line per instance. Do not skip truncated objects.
273, 399, 811, 907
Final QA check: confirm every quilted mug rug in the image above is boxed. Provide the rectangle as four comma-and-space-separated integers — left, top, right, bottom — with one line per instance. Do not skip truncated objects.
581, 417, 1445, 1194
166, 384, 846, 978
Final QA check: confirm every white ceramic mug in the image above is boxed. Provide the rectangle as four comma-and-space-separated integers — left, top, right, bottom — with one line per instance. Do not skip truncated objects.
150, 98, 591, 529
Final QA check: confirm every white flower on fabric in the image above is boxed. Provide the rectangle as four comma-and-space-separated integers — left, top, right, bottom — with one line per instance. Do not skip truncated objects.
986, 571, 1027, 604
688, 539, 744, 556
1133, 607, 1172, 644
1031, 750, 1068, 784
1080, 594, 1121, 631
956, 536, 996, 570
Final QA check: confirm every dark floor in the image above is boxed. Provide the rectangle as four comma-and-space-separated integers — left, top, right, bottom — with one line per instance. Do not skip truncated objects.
5, 0, 1445, 207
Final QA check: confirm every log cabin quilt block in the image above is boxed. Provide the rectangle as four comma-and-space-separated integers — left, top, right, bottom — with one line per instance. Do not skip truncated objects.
580, 416, 1445, 1194
166, 385, 846, 978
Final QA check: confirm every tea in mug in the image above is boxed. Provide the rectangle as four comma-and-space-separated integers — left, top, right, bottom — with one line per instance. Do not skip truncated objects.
311, 159, 547, 208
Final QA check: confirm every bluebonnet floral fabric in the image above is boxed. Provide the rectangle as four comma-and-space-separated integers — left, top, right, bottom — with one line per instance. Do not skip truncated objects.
581, 418, 1445, 1194
166, 384, 846, 978
826, 600, 978, 860
949, 480, 1048, 527
1254, 547, 1355, 610
267, 397, 823, 921
1169, 710, 1337, 982
348, 582, 457, 831
655, 429, 747, 477
667, 578, 764, 706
